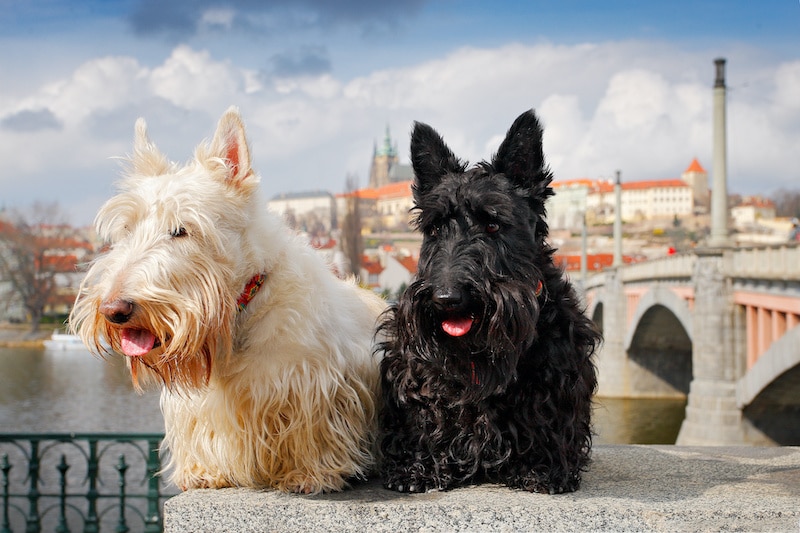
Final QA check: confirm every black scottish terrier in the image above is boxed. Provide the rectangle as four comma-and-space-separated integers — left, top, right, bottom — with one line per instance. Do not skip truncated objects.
377, 110, 600, 494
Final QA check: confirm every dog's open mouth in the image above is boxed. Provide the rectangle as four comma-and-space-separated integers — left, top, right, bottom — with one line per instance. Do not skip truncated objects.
120, 328, 161, 357
441, 314, 475, 337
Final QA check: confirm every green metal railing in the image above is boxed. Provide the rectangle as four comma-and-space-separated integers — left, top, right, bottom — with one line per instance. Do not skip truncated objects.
0, 434, 178, 533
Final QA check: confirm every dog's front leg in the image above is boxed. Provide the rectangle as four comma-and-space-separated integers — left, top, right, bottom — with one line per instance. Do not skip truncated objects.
379, 396, 455, 493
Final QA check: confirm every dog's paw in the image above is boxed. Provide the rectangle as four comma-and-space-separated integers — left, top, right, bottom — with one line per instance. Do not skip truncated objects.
283, 472, 346, 495
177, 469, 233, 490
383, 479, 431, 493
383, 471, 445, 493
512, 470, 581, 494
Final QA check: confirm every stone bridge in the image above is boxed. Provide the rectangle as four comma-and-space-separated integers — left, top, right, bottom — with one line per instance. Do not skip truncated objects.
583, 243, 800, 446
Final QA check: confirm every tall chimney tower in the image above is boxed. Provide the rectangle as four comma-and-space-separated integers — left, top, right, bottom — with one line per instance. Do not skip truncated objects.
708, 58, 730, 248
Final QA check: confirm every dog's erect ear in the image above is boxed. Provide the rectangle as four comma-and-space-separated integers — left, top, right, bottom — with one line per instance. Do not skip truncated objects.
410, 121, 465, 197
492, 110, 550, 190
209, 106, 254, 187
132, 118, 171, 176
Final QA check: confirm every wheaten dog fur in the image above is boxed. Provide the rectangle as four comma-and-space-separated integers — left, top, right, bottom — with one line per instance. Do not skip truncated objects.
70, 108, 385, 493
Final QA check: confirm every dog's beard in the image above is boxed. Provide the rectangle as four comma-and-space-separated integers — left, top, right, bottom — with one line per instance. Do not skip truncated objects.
70, 260, 234, 392
394, 277, 541, 401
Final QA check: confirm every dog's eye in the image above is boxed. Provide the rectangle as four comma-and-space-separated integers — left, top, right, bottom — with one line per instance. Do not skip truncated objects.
170, 227, 188, 238
486, 222, 500, 234
427, 226, 439, 238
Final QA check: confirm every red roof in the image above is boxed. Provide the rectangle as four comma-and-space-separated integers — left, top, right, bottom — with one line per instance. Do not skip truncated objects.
361, 256, 384, 275
337, 189, 380, 200
39, 254, 78, 272
553, 253, 638, 272
737, 196, 775, 209
586, 179, 688, 194
552, 178, 595, 189
375, 181, 413, 199
684, 158, 706, 174
395, 255, 418, 274
339, 180, 414, 201
556, 175, 693, 194
310, 237, 337, 250
623, 179, 689, 190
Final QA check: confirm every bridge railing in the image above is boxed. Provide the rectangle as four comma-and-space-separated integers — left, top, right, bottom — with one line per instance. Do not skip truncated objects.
582, 242, 800, 291
619, 253, 696, 283
726, 243, 800, 281
580, 253, 696, 292
0, 433, 178, 533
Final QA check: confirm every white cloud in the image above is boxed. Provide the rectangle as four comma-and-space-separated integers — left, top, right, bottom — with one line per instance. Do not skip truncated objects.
1, 40, 798, 225
543, 69, 713, 180
11, 56, 148, 124
597, 70, 672, 131
773, 61, 800, 113
149, 46, 251, 110
200, 8, 236, 31
538, 94, 589, 174
274, 74, 341, 99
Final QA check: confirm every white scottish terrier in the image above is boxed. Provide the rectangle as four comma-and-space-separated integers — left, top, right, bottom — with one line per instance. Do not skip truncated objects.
70, 107, 385, 493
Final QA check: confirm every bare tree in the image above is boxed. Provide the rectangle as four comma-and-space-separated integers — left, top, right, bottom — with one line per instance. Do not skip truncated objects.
340, 174, 363, 281
0, 203, 72, 333
770, 188, 800, 218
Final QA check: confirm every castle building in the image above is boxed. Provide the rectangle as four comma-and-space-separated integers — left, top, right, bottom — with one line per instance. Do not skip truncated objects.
368, 126, 413, 189
682, 158, 710, 212
549, 162, 700, 229
577, 178, 693, 225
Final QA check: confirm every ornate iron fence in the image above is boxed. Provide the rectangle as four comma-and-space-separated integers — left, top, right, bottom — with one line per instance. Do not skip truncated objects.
0, 433, 178, 533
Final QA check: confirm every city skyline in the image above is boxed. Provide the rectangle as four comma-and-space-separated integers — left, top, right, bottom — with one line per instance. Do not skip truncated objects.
1, 0, 798, 225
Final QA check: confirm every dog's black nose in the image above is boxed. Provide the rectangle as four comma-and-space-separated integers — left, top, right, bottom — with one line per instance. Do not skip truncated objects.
99, 299, 135, 324
432, 288, 467, 311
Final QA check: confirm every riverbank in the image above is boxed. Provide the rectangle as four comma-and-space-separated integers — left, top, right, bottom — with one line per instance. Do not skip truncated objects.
0, 323, 55, 348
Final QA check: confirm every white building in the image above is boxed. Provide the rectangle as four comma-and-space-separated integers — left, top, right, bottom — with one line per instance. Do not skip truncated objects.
268, 191, 337, 233
550, 175, 694, 228
375, 181, 415, 231
731, 197, 776, 227
379, 253, 417, 297
617, 179, 694, 222
548, 179, 591, 231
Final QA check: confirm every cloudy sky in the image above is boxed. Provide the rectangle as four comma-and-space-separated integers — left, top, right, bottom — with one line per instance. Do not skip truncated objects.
1, 0, 798, 225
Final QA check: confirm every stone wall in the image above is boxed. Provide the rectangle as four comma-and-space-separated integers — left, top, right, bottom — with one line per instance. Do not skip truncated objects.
164, 446, 800, 532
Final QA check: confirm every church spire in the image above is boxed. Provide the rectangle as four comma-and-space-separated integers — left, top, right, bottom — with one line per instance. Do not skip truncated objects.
369, 123, 400, 189
377, 124, 396, 157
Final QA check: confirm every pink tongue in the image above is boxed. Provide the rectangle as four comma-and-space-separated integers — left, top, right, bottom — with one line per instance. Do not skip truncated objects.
120, 328, 157, 357
442, 316, 474, 337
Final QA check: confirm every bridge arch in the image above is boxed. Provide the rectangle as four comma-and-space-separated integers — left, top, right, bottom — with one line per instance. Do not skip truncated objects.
625, 286, 693, 397
737, 326, 800, 444
585, 291, 603, 324
624, 286, 693, 351
588, 298, 604, 334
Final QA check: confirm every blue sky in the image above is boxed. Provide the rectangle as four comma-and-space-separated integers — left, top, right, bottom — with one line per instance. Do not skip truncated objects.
1, 0, 798, 225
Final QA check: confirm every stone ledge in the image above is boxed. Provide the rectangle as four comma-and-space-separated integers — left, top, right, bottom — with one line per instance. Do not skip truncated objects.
164, 445, 800, 532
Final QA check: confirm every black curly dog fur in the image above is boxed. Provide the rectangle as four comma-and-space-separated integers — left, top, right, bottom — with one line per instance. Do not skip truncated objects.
377, 109, 601, 494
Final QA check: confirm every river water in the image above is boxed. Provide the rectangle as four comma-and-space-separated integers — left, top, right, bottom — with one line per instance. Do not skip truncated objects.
0, 346, 686, 443
0, 346, 163, 433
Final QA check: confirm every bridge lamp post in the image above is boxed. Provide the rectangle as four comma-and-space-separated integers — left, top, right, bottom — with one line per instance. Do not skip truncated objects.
581, 209, 588, 283
571, 194, 589, 287
613, 170, 623, 267
570, 195, 588, 285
